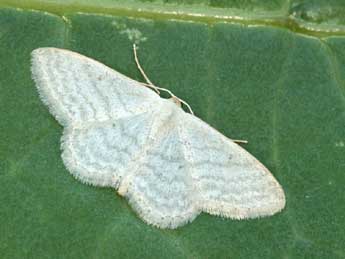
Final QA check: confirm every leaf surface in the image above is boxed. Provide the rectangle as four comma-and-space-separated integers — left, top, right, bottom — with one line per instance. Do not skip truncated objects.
0, 1, 345, 258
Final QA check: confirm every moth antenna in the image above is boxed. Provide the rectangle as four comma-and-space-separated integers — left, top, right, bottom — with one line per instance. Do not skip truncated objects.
133, 44, 160, 94
133, 44, 194, 115
139, 82, 194, 115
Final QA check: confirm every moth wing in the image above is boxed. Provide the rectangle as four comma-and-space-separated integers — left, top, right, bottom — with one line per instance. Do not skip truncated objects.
62, 110, 159, 187
31, 47, 161, 127
120, 109, 200, 229
180, 113, 285, 219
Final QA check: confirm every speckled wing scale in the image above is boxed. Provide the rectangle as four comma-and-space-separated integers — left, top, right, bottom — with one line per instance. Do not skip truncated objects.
31, 48, 161, 188
31, 47, 285, 229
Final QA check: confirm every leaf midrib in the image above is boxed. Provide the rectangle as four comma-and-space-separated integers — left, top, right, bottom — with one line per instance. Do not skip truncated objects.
1, 0, 345, 37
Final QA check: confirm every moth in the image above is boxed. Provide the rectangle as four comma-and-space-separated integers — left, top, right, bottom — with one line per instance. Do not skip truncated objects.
31, 47, 285, 229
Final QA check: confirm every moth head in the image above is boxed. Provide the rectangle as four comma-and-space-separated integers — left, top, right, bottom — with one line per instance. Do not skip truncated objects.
168, 96, 182, 108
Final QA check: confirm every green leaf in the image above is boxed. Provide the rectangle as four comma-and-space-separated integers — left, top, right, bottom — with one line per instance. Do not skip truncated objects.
1, 1, 345, 258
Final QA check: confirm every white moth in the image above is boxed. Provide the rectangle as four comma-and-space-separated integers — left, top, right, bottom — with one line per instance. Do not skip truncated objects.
31, 47, 285, 229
